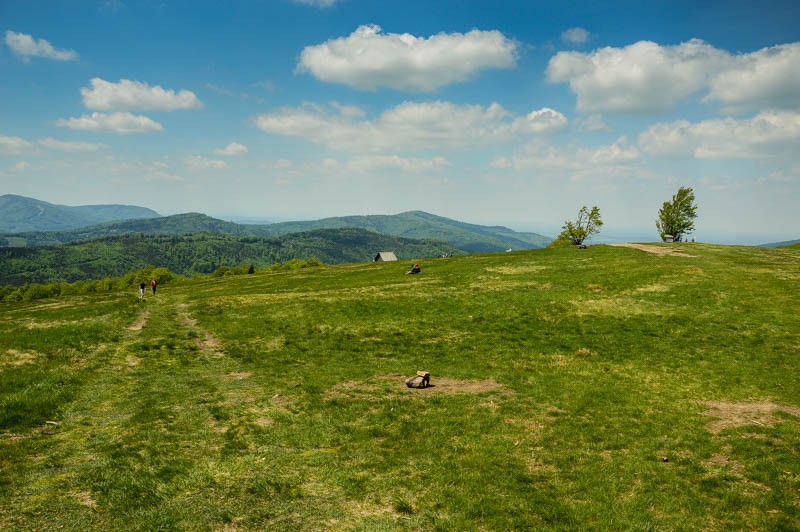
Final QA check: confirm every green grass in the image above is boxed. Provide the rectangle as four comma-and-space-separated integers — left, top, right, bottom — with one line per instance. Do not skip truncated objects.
1, 243, 798, 530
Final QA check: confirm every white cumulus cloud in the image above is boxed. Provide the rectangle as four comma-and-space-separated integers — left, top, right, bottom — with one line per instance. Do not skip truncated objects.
638, 111, 800, 159
5, 30, 78, 62
38, 138, 106, 152
547, 39, 729, 113
511, 108, 568, 134
706, 42, 800, 112
254, 101, 566, 152
214, 142, 248, 156
81, 78, 202, 111
561, 27, 590, 45
548, 38, 800, 114
0, 134, 34, 153
298, 24, 518, 91
185, 155, 228, 170
56, 112, 164, 134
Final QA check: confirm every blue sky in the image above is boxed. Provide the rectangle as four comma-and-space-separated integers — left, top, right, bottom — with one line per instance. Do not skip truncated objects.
1, 0, 798, 243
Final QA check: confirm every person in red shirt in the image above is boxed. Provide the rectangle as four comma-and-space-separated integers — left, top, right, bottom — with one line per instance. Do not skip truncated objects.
150, 279, 158, 295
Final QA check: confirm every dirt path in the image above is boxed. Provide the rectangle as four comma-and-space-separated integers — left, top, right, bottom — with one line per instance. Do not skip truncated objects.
611, 243, 694, 257
177, 303, 224, 357
126, 310, 149, 330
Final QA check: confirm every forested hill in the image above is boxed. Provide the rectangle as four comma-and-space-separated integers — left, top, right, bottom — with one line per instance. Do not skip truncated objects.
3, 210, 551, 253
2, 213, 252, 247
0, 194, 160, 233
0, 228, 457, 285
258, 211, 551, 252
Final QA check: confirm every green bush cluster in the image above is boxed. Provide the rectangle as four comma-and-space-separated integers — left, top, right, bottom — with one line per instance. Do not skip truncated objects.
0, 266, 176, 302
266, 257, 324, 272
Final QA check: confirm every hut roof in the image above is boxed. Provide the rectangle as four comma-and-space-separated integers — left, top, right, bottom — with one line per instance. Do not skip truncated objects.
374, 251, 398, 262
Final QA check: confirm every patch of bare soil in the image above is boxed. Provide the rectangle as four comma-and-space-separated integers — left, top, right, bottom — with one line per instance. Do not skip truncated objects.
126, 311, 149, 330
199, 331, 223, 357
702, 400, 800, 433
704, 449, 745, 478
175, 304, 224, 357
327, 373, 508, 400
612, 243, 694, 257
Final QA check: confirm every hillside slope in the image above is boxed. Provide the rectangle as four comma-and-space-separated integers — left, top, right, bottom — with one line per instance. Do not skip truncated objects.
1, 244, 797, 529
0, 194, 161, 233
0, 228, 456, 284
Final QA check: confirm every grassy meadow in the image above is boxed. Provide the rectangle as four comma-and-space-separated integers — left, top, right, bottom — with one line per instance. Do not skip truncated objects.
1, 243, 798, 530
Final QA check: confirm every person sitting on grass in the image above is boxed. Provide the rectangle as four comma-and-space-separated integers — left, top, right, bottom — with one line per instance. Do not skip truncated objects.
406, 263, 421, 275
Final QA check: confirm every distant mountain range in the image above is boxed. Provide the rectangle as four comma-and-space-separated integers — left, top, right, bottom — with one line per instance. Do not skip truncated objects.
0, 194, 160, 232
759, 239, 800, 248
1, 195, 551, 252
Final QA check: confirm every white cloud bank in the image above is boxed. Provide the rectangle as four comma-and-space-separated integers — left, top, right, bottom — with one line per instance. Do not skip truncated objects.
547, 39, 800, 113
5, 30, 78, 62
185, 156, 228, 170
81, 78, 202, 111
214, 142, 248, 156
639, 111, 800, 159
494, 136, 640, 175
0, 134, 34, 153
56, 112, 164, 134
254, 101, 566, 152
298, 24, 517, 91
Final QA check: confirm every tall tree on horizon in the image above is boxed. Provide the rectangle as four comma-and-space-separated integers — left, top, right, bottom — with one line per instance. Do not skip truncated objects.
557, 205, 603, 246
656, 187, 698, 242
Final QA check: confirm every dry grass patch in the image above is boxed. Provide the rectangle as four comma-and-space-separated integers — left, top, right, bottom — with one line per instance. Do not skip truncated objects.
571, 297, 661, 317
612, 243, 695, 257
470, 278, 552, 291
702, 400, 800, 433
71, 490, 98, 509
635, 284, 670, 293
327, 374, 507, 401
227, 371, 253, 380
2, 349, 38, 367
485, 264, 546, 275
704, 449, 745, 478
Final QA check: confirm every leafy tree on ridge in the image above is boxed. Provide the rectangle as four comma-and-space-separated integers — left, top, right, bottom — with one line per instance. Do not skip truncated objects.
556, 205, 603, 246
656, 187, 698, 242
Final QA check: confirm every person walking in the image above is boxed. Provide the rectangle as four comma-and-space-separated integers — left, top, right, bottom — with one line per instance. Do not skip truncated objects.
139, 282, 146, 299
150, 278, 157, 295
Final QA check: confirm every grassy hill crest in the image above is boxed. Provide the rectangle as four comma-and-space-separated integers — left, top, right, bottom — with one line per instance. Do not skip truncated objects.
1, 243, 798, 529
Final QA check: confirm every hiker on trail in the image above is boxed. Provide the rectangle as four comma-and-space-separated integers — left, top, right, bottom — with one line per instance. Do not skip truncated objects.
139, 282, 146, 299
406, 263, 421, 275
151, 279, 157, 295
